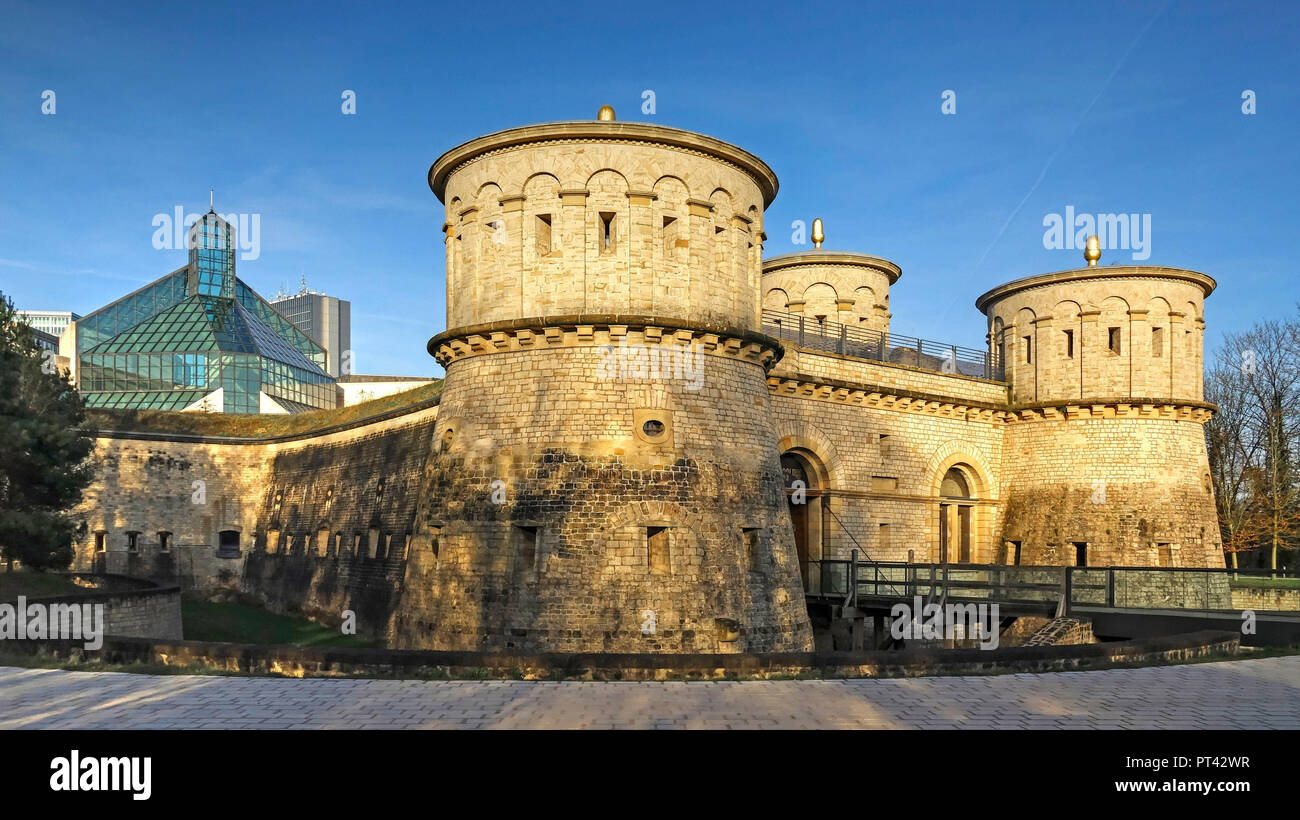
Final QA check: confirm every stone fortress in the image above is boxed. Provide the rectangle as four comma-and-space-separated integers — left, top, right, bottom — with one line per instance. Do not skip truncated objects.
71, 106, 1223, 653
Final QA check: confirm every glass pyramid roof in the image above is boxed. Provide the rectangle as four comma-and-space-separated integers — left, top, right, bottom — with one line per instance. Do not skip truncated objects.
86, 293, 329, 376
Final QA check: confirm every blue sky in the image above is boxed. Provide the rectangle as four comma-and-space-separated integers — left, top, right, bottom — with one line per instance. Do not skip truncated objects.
1, 0, 1296, 377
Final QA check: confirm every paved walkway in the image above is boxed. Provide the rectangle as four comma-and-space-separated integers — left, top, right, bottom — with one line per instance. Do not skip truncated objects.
1, 656, 1297, 729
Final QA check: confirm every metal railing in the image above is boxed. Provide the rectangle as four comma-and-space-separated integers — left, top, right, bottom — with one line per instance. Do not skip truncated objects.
1066, 566, 1300, 613
804, 561, 1065, 607
761, 309, 1003, 381
800, 560, 1300, 616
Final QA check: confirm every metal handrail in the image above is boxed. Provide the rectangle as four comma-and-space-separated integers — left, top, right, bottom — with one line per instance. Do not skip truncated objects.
821, 505, 909, 601
761, 308, 1004, 381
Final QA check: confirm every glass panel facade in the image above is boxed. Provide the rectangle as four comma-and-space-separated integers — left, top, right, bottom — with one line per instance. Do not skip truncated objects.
76, 269, 188, 355
188, 213, 236, 299
76, 242, 336, 414
236, 281, 328, 370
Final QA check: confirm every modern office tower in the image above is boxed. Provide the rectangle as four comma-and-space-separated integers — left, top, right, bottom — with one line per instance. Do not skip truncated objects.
17, 310, 81, 338
270, 286, 351, 377
73, 207, 337, 413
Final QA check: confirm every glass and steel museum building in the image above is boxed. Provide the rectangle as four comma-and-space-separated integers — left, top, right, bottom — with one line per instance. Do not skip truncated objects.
74, 210, 337, 414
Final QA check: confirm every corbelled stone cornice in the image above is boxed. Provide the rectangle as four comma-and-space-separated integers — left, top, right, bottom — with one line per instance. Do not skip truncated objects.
428, 314, 785, 371
767, 373, 1216, 424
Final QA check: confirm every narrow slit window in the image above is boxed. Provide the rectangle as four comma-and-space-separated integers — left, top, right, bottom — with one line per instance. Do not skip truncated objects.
1108, 327, 1122, 354
1152, 326, 1164, 357
662, 215, 679, 260
535, 214, 552, 256
647, 526, 670, 574
599, 212, 616, 253
1023, 335, 1032, 364
878, 523, 890, 551
1073, 542, 1088, 567
1063, 328, 1074, 359
743, 528, 762, 571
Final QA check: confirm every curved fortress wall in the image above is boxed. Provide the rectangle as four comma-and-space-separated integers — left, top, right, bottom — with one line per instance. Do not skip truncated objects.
71, 403, 441, 638
978, 267, 1221, 567
394, 119, 813, 652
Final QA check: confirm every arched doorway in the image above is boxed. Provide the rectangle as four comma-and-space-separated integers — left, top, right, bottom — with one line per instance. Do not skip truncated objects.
781, 450, 824, 590
938, 467, 974, 563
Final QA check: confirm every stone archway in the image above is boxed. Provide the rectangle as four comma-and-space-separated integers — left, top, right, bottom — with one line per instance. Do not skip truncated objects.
938, 466, 975, 564
780, 448, 825, 592
924, 444, 995, 565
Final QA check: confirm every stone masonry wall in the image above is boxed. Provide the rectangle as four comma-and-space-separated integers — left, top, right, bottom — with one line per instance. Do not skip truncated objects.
72, 406, 440, 638
440, 136, 769, 332
999, 413, 1222, 567
14, 583, 184, 641
396, 342, 813, 653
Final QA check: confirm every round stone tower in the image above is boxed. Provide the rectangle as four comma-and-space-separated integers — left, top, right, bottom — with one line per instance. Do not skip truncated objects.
976, 242, 1222, 568
761, 219, 901, 335
394, 108, 814, 653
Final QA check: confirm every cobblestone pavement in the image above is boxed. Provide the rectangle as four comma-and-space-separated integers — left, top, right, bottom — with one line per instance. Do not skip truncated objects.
1, 656, 1297, 729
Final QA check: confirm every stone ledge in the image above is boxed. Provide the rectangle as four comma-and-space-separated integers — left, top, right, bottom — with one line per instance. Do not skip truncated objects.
427, 120, 780, 206
90, 394, 442, 445
3, 630, 1240, 681
768, 374, 1216, 424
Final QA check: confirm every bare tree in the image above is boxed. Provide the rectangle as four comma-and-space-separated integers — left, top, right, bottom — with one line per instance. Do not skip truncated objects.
1205, 354, 1264, 568
1211, 317, 1300, 570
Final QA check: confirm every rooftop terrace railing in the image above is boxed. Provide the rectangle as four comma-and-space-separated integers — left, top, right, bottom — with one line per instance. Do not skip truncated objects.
761, 308, 1004, 382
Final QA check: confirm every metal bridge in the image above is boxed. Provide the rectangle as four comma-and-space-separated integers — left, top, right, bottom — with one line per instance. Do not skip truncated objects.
802, 556, 1300, 647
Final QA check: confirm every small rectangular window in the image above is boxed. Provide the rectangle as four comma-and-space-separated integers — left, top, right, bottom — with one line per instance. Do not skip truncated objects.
158, 532, 171, 553
1073, 541, 1088, 567
1157, 542, 1173, 565
1023, 335, 1033, 363
1152, 326, 1164, 357
1063, 329, 1074, 359
871, 476, 899, 492
648, 526, 670, 574
1009, 540, 1022, 566
878, 433, 891, 459
878, 523, 890, 551
535, 214, 552, 256
1108, 327, 1122, 354
95, 532, 106, 553
515, 525, 539, 572
126, 531, 139, 553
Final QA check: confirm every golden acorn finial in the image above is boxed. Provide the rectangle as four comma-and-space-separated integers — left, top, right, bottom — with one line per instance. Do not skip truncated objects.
811, 218, 825, 249
597, 104, 616, 121
1084, 234, 1101, 266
